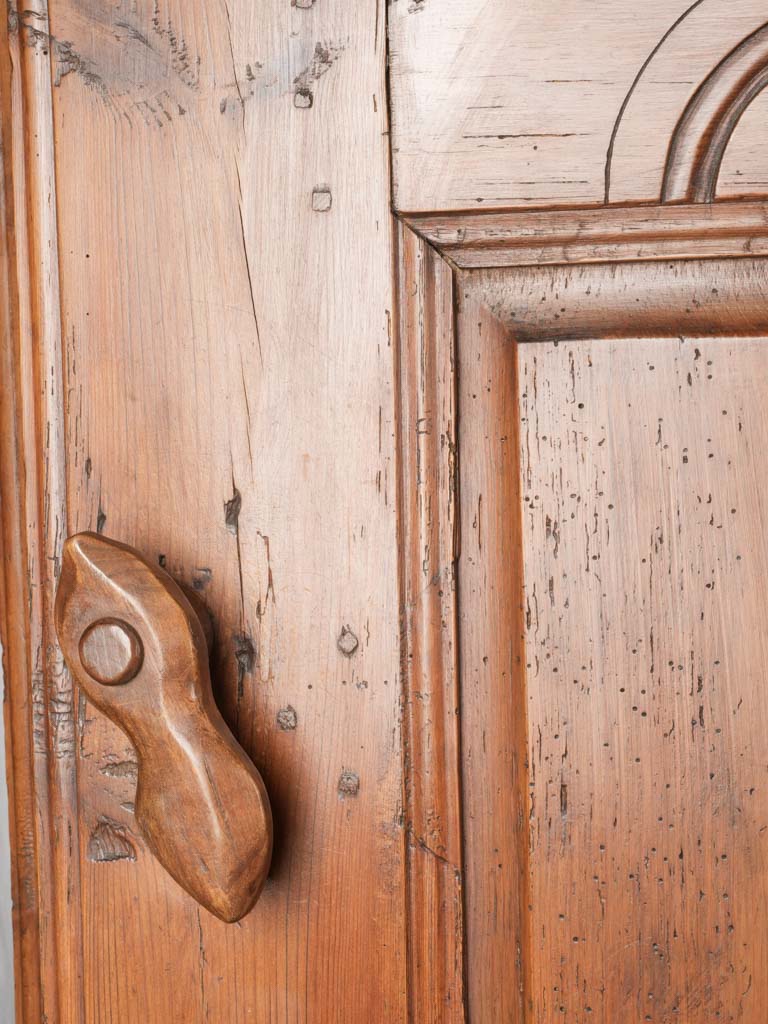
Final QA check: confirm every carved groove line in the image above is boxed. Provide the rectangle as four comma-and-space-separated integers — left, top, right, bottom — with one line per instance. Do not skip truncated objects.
603, 0, 709, 203
663, 21, 768, 203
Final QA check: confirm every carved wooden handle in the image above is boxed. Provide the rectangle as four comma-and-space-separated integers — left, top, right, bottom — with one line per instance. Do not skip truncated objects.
54, 532, 273, 922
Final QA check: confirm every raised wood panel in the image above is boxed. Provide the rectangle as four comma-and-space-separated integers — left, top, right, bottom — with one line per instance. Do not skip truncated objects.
517, 336, 768, 1021
389, 0, 768, 212
3, 0, 408, 1020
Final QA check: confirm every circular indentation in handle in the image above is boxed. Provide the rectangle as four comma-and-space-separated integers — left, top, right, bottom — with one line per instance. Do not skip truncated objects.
79, 618, 143, 686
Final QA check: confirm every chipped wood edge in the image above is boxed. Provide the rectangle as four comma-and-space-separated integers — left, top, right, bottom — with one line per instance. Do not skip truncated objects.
394, 221, 467, 1023
403, 199, 768, 270
0, 4, 82, 1021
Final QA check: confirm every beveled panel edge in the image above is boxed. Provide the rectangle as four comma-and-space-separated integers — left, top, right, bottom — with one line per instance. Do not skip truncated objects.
403, 199, 768, 270
394, 221, 467, 1023
473, 257, 768, 344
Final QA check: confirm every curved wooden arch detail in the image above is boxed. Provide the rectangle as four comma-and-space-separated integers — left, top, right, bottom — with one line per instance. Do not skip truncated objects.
662, 22, 768, 203
604, 2, 768, 204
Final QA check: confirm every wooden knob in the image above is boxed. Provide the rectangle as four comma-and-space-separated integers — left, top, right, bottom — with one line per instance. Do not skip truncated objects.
79, 618, 143, 685
54, 532, 273, 923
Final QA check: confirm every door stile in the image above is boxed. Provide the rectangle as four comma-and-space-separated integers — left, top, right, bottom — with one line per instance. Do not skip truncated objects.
1, 4, 83, 1020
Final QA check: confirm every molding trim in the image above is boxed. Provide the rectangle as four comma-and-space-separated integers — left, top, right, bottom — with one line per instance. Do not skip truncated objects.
394, 221, 466, 1023
473, 257, 768, 343
0, 4, 82, 1021
404, 199, 768, 269
663, 22, 768, 203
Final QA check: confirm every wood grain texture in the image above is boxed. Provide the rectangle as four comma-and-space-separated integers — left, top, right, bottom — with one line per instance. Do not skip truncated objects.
406, 200, 768, 269
389, 0, 768, 211
662, 23, 768, 203
608, 1, 768, 204
55, 533, 273, 923
474, 258, 768, 343
456, 283, 531, 1022
718, 89, 768, 199
0, 12, 43, 1020
2, 0, 408, 1019
395, 223, 465, 1022
518, 336, 768, 1021
1, 3, 83, 1020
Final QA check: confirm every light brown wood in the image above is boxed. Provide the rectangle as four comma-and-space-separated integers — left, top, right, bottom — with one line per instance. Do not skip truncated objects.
662, 23, 768, 202
474, 258, 768, 343
392, 7, 768, 1010
406, 200, 768, 269
718, 89, 768, 198
1, 0, 407, 1020
54, 533, 273, 922
389, 0, 768, 211
395, 222, 465, 1021
517, 335, 768, 1020
4, 0, 768, 1019
456, 283, 531, 1022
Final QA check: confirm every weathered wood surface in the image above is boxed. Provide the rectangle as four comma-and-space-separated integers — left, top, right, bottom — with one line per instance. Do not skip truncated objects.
4, 0, 768, 1019
456, 284, 530, 1022
395, 223, 465, 1022
517, 336, 768, 1020
55, 533, 273, 923
389, 0, 768, 211
2, 0, 407, 1020
405, 200, 768, 269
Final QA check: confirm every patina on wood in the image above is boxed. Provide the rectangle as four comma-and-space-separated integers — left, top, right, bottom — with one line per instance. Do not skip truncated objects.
54, 533, 273, 923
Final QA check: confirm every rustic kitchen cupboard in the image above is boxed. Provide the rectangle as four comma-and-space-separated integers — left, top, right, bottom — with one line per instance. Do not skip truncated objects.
2, 0, 768, 1020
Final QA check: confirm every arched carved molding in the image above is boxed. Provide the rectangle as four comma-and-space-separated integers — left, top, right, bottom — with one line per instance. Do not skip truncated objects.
662, 22, 768, 202
606, 0, 768, 204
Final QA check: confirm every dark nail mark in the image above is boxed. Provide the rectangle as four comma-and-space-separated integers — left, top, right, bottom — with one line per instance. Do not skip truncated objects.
338, 769, 360, 798
96, 505, 107, 534
277, 706, 298, 731
225, 487, 242, 534
158, 553, 167, 568
233, 633, 256, 699
192, 567, 213, 591
84, 457, 92, 479
337, 625, 359, 657
87, 817, 136, 862
311, 185, 332, 212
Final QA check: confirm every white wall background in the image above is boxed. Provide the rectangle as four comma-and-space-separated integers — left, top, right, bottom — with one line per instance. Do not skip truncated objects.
0, 654, 14, 1021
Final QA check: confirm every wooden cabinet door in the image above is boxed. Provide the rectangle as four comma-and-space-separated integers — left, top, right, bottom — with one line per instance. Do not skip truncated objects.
2, 2, 768, 1022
